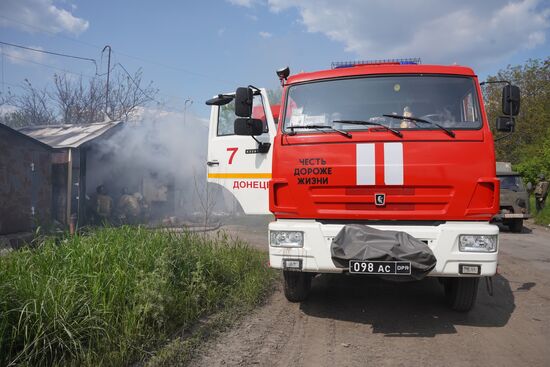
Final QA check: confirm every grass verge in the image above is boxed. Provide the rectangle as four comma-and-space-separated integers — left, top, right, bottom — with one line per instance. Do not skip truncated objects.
0, 226, 276, 366
529, 196, 550, 226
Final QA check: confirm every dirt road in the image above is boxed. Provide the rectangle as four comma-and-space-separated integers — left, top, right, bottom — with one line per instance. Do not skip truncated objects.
193, 222, 550, 367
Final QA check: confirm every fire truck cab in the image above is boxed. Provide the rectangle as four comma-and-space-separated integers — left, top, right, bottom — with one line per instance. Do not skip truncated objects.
206, 59, 520, 311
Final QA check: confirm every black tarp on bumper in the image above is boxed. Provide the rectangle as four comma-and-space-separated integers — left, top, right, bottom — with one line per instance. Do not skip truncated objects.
331, 225, 437, 279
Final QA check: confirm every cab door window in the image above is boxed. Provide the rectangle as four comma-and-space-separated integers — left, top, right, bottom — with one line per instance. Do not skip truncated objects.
217, 95, 268, 136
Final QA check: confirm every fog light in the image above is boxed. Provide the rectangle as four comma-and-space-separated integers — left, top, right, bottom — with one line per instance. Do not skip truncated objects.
270, 231, 304, 247
459, 235, 497, 252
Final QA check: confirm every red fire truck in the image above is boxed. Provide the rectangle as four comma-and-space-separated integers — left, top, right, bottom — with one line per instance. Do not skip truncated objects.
206, 59, 520, 311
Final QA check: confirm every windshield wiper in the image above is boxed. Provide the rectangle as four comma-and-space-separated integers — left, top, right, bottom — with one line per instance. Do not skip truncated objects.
333, 120, 403, 138
382, 114, 455, 137
287, 124, 352, 138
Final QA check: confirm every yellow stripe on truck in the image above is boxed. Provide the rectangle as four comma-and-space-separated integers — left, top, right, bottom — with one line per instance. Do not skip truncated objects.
208, 173, 272, 179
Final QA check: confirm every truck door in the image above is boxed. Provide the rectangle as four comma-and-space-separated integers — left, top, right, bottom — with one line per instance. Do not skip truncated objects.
207, 88, 275, 214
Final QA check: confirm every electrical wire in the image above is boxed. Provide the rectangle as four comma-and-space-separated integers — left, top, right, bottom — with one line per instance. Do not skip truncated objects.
2, 52, 96, 79
0, 15, 235, 84
0, 18, 191, 112
0, 40, 98, 74
115, 62, 162, 104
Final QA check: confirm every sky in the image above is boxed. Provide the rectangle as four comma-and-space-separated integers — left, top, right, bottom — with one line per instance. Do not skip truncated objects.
0, 0, 549, 118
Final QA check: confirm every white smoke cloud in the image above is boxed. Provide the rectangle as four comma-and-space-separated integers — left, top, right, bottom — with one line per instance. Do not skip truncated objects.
86, 107, 213, 218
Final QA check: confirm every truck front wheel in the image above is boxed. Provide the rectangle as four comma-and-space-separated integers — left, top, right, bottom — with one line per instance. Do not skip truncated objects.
444, 277, 479, 312
283, 271, 312, 302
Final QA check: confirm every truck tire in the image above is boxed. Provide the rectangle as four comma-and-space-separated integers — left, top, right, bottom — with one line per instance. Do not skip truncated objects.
509, 219, 523, 233
444, 277, 479, 312
283, 271, 312, 302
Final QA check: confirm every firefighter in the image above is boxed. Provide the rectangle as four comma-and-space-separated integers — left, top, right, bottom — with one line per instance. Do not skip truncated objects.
117, 188, 142, 224
95, 185, 113, 222
136, 192, 150, 222
534, 174, 549, 212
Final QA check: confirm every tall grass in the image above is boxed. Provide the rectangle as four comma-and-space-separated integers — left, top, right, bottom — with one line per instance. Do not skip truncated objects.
0, 227, 275, 366
529, 196, 550, 226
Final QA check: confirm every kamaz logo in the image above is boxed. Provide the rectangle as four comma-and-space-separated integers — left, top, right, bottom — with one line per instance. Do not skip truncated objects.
375, 193, 386, 206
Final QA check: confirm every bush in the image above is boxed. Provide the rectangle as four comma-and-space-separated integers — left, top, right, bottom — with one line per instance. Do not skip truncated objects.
0, 227, 275, 366
514, 133, 550, 184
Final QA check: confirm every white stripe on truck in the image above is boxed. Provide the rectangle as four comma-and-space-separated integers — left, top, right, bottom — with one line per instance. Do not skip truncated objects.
384, 142, 404, 185
356, 142, 404, 186
356, 143, 375, 185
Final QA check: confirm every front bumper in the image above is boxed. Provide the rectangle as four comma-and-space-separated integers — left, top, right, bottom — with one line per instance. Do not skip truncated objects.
269, 220, 498, 277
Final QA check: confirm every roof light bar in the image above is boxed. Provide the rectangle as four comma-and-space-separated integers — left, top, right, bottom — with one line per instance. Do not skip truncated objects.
331, 58, 422, 69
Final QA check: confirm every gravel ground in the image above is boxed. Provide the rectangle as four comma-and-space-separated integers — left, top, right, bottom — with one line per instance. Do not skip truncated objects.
193, 221, 550, 367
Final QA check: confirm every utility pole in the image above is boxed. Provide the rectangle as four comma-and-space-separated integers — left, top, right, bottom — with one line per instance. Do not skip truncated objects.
102, 45, 111, 114
184, 98, 193, 126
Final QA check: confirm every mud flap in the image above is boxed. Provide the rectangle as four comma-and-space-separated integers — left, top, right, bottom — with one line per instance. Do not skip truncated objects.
331, 224, 437, 280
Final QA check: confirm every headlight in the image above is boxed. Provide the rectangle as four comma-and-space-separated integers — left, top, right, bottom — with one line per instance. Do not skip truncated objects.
459, 235, 497, 252
270, 231, 304, 248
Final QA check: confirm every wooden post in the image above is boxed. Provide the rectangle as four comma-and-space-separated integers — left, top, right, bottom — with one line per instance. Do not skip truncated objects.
66, 148, 72, 226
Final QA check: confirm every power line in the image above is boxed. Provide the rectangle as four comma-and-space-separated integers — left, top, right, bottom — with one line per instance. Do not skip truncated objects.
0, 15, 235, 84
0, 40, 97, 74
115, 62, 161, 104
1, 54, 185, 113
0, 26, 190, 112
2, 52, 96, 79
3, 50, 185, 112
111, 50, 235, 84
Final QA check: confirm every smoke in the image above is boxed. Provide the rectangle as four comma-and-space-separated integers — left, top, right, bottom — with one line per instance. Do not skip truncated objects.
86, 106, 218, 220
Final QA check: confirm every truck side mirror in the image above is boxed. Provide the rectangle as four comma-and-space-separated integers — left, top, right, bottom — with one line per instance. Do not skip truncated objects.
205, 94, 233, 106
502, 85, 520, 116
235, 87, 254, 117
496, 116, 515, 132
526, 182, 533, 191
234, 118, 264, 136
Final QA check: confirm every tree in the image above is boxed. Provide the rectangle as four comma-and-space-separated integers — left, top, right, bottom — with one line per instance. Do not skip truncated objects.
482, 57, 550, 183
106, 68, 158, 121
53, 73, 105, 125
4, 79, 56, 127
193, 169, 219, 233
482, 57, 550, 164
0, 87, 14, 108
0, 66, 159, 127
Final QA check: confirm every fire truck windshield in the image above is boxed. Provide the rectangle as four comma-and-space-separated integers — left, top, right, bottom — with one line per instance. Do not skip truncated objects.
283, 75, 482, 134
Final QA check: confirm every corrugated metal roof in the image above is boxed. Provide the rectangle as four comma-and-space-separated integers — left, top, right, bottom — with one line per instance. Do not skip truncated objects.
0, 122, 55, 151
17, 120, 122, 149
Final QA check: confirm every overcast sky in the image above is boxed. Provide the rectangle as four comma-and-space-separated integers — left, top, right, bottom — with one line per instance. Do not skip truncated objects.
0, 0, 549, 117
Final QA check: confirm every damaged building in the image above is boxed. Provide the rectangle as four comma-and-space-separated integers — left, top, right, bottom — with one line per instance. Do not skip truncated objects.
0, 123, 54, 238
1, 119, 186, 241
1, 112, 232, 244
18, 121, 124, 228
